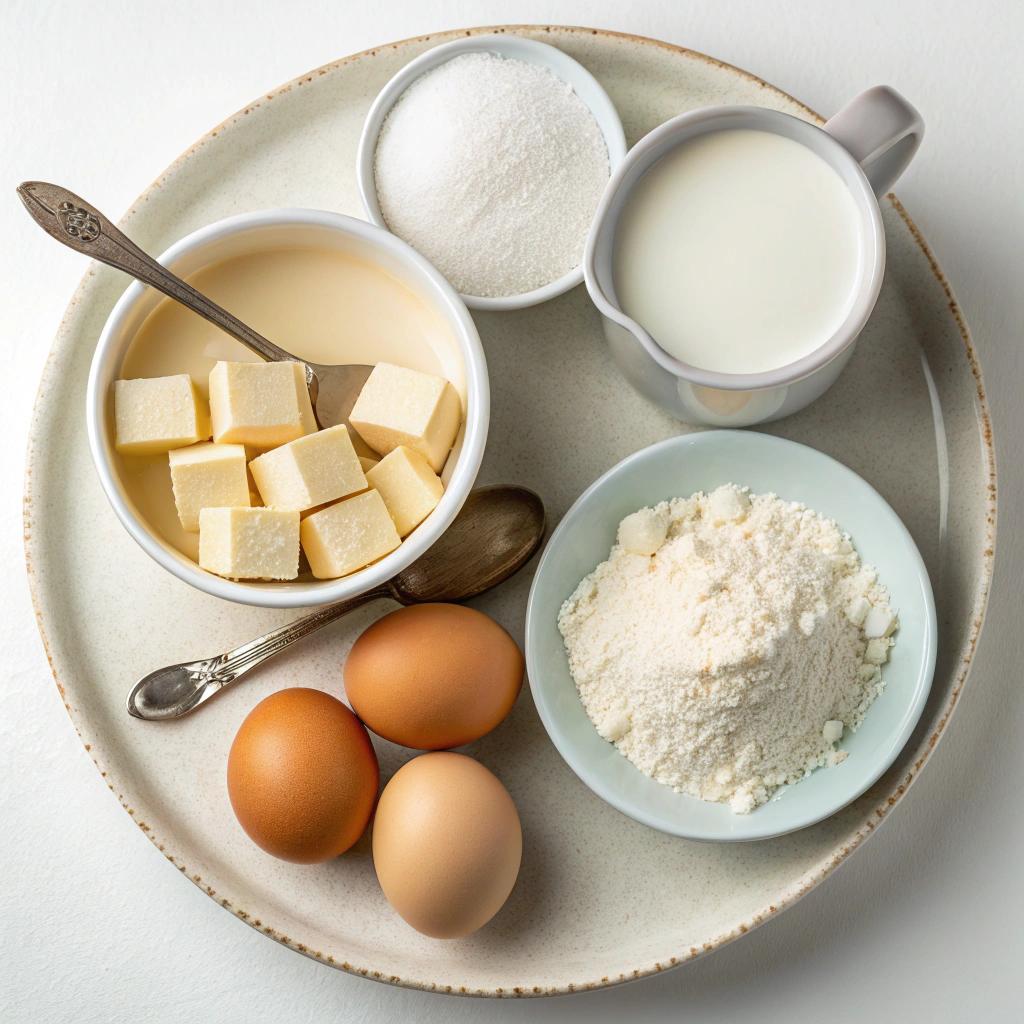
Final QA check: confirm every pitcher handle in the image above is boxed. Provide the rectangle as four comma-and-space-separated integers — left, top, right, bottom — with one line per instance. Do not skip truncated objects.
823, 86, 924, 198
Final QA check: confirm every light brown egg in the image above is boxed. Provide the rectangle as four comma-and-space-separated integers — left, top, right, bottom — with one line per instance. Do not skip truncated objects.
344, 603, 524, 749
372, 752, 522, 939
227, 688, 379, 863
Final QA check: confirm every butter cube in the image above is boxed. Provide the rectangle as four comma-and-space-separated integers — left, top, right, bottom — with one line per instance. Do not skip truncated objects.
247, 466, 263, 507
349, 362, 461, 472
300, 489, 400, 579
114, 374, 211, 455
198, 507, 299, 580
365, 446, 443, 537
209, 360, 317, 447
249, 424, 366, 512
168, 442, 250, 531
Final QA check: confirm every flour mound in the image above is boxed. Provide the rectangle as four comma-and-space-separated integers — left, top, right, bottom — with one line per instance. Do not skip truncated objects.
557, 485, 894, 813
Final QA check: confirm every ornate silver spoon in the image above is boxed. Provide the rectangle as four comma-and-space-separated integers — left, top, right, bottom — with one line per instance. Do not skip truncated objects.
16, 181, 372, 429
126, 484, 545, 720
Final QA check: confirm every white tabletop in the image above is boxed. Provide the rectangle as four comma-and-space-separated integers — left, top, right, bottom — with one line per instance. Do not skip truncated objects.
3, 1, 1020, 1019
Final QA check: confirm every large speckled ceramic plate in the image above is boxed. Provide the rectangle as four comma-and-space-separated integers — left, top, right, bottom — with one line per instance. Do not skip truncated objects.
24, 26, 995, 997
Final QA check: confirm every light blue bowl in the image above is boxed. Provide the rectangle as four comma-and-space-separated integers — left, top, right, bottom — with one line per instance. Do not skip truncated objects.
525, 430, 937, 841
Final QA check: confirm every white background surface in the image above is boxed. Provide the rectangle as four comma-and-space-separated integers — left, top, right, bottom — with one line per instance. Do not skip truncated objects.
2, 1, 1021, 1020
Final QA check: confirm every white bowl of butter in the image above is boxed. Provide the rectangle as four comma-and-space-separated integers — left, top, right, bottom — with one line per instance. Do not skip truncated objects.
87, 208, 489, 608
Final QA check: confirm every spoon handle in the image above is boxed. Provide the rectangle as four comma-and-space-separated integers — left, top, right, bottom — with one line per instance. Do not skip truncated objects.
126, 585, 393, 720
16, 181, 301, 367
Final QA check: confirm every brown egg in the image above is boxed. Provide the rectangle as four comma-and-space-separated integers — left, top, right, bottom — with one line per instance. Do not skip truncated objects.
344, 603, 524, 749
227, 688, 379, 863
372, 752, 522, 938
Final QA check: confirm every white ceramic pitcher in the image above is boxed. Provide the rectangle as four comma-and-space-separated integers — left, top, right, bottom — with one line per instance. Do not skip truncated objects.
583, 86, 924, 427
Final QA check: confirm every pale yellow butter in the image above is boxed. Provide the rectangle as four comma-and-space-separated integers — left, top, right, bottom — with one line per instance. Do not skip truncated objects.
365, 445, 443, 537
246, 465, 263, 507
168, 442, 250, 531
208, 361, 317, 447
114, 374, 211, 455
349, 362, 462, 472
198, 507, 299, 580
249, 424, 366, 512
300, 489, 400, 579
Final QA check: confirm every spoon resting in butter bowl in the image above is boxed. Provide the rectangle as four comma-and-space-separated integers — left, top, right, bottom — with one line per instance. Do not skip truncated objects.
126, 484, 545, 720
16, 181, 373, 431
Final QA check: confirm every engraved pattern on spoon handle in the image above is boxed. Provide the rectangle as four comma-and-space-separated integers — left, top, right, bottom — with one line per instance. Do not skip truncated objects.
189, 586, 392, 694
16, 181, 303, 366
126, 586, 394, 720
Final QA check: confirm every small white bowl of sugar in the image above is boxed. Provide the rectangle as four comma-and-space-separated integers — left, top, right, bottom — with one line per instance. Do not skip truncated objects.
357, 34, 627, 311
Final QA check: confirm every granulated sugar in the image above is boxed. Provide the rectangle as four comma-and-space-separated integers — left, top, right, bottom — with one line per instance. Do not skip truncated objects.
374, 52, 610, 297
557, 486, 897, 813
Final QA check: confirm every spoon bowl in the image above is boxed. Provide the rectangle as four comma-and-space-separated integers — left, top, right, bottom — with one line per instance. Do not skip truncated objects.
390, 484, 546, 603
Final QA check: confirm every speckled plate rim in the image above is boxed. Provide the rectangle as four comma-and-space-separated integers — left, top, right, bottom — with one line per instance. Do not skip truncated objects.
23, 24, 997, 998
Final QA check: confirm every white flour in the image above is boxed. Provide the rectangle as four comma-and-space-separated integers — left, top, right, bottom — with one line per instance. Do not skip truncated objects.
374, 52, 610, 297
557, 486, 896, 813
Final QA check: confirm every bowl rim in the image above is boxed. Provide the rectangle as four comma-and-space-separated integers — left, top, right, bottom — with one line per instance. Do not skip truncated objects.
525, 429, 938, 841
583, 106, 886, 391
85, 207, 489, 609
355, 32, 628, 311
